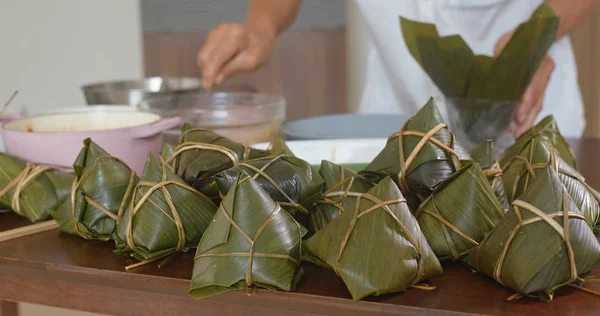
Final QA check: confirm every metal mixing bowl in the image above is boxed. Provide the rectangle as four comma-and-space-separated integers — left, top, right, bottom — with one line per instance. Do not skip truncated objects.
138, 91, 286, 145
445, 97, 517, 153
82, 77, 203, 106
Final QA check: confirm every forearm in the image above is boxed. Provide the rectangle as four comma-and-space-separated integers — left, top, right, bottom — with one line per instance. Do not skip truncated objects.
545, 0, 599, 38
247, 0, 303, 39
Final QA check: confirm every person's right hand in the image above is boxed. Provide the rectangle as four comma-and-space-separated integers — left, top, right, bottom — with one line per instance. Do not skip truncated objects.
197, 23, 275, 89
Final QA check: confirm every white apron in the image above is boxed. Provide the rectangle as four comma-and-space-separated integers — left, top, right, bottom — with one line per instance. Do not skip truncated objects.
353, 0, 585, 138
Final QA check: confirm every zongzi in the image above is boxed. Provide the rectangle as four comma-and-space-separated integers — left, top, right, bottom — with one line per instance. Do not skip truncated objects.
499, 115, 577, 169
0, 153, 74, 223
214, 155, 324, 228
311, 160, 373, 235
168, 124, 269, 199
415, 162, 505, 260
502, 135, 599, 232
304, 177, 442, 300
469, 140, 509, 209
464, 166, 600, 301
51, 139, 138, 241
114, 154, 217, 268
190, 172, 306, 299
360, 98, 471, 204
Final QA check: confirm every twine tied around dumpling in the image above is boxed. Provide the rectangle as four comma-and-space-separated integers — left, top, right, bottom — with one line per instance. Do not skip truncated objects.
0, 163, 52, 220
193, 203, 301, 287
69, 156, 137, 240
389, 122, 462, 193
334, 193, 435, 290
124, 160, 210, 270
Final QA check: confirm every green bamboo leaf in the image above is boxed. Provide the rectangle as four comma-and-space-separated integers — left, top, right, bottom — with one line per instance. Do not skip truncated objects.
0, 153, 74, 223
310, 160, 374, 235
215, 155, 324, 229
470, 140, 509, 209
464, 166, 600, 301
189, 172, 306, 299
268, 137, 295, 156
51, 139, 139, 240
160, 143, 176, 161
500, 115, 577, 169
304, 177, 442, 300
415, 162, 505, 260
114, 154, 217, 265
169, 124, 270, 200
361, 98, 471, 200
502, 136, 599, 232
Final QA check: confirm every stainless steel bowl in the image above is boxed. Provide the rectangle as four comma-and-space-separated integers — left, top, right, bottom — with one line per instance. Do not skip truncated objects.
138, 91, 286, 145
82, 77, 203, 106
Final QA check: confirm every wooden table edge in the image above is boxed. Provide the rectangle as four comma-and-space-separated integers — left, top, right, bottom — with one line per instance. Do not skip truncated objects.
0, 256, 475, 316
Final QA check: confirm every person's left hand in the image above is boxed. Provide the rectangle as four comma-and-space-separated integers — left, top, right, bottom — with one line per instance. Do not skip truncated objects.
495, 31, 556, 137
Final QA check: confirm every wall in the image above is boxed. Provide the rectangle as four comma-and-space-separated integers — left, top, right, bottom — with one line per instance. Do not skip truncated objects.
0, 0, 143, 115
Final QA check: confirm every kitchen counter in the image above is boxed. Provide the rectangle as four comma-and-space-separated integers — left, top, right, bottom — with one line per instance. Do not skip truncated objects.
1, 138, 599, 316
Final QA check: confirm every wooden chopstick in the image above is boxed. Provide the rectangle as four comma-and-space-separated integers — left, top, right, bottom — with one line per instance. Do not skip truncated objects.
0, 90, 18, 115
0, 220, 59, 243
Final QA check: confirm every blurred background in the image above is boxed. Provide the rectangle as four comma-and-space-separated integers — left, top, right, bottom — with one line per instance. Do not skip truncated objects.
0, 1, 599, 315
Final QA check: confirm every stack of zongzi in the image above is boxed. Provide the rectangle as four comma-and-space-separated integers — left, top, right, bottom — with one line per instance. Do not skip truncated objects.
464, 166, 600, 301
168, 124, 269, 199
311, 160, 373, 235
361, 97, 471, 208
52, 139, 139, 240
469, 140, 509, 209
190, 172, 306, 299
304, 177, 442, 300
214, 155, 324, 228
114, 154, 217, 268
0, 153, 73, 223
415, 162, 505, 260
501, 135, 600, 233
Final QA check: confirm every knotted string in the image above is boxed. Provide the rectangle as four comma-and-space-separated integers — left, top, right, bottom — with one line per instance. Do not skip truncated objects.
0, 163, 53, 221
237, 155, 311, 215
69, 156, 136, 240
194, 204, 301, 287
333, 194, 431, 289
491, 190, 582, 292
125, 162, 209, 270
389, 122, 462, 193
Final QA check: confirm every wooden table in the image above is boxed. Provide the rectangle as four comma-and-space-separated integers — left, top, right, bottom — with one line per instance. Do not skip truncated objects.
1, 138, 600, 316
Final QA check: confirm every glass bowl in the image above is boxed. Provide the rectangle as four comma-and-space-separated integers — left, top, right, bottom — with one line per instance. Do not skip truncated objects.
138, 91, 286, 145
445, 97, 518, 153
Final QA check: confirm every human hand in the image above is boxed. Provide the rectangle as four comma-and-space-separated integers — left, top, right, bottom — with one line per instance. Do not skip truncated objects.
495, 31, 556, 137
197, 23, 275, 89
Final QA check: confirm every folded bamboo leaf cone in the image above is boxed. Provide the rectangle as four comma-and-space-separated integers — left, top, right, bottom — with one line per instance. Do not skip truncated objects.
415, 162, 505, 261
0, 153, 74, 223
464, 166, 600, 301
304, 177, 442, 300
190, 172, 306, 299
52, 139, 138, 240
114, 154, 217, 268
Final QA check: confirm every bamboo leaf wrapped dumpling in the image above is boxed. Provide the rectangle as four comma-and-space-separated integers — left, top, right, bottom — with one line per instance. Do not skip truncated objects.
190, 172, 306, 299
415, 162, 505, 260
168, 125, 269, 199
464, 166, 600, 301
304, 177, 443, 300
469, 140, 509, 209
311, 160, 373, 234
502, 136, 600, 232
214, 155, 324, 228
51, 139, 138, 240
360, 98, 471, 202
114, 154, 217, 268
0, 153, 74, 223
499, 115, 576, 169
